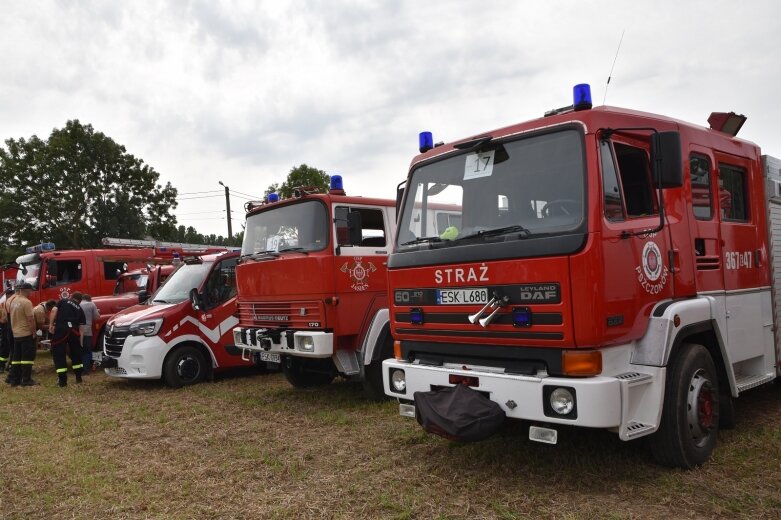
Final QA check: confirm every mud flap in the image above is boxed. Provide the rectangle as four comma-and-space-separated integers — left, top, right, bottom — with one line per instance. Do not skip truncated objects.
414, 384, 506, 442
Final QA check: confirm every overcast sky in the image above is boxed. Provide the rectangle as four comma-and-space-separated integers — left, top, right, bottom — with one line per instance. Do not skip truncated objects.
2, 1, 780, 237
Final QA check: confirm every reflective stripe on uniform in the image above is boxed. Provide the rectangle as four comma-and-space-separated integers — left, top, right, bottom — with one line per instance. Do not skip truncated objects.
18, 361, 34, 365
71, 364, 83, 370
0, 356, 7, 361
11, 361, 21, 365
56, 368, 68, 373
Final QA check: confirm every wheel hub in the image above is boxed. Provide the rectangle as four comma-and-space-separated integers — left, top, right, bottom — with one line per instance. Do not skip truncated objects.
177, 356, 200, 382
686, 368, 716, 447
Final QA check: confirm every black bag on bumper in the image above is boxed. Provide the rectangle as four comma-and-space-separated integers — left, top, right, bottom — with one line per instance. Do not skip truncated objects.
414, 384, 506, 442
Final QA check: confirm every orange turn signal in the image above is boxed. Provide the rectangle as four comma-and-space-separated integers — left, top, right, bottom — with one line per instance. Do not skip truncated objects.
561, 350, 602, 376
393, 340, 402, 360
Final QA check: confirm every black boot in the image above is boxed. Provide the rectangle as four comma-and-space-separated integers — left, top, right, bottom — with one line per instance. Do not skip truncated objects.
5, 364, 20, 386
20, 365, 38, 386
57, 373, 67, 387
0, 360, 6, 373
75, 369, 83, 384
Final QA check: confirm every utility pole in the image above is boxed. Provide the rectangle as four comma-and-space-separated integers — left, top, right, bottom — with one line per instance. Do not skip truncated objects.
218, 181, 232, 238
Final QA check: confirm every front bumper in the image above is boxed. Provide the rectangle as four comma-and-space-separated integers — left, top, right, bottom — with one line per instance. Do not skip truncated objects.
383, 358, 666, 439
103, 335, 169, 380
233, 327, 333, 358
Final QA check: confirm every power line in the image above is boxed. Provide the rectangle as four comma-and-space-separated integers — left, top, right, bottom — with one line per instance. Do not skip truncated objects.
231, 188, 263, 199
177, 190, 223, 196
176, 194, 224, 201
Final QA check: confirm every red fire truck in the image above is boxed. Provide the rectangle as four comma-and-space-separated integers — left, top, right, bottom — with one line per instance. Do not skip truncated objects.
231, 177, 397, 399
383, 84, 781, 468
6, 243, 156, 306
100, 250, 254, 387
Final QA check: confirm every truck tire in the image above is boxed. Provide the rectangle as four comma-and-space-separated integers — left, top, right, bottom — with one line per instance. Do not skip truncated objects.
164, 346, 207, 388
282, 357, 335, 388
362, 336, 393, 402
649, 343, 720, 468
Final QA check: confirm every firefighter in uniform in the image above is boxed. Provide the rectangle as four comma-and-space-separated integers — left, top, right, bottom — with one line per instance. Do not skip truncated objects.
3, 287, 17, 382
0, 296, 7, 373
48, 292, 86, 387
8, 283, 37, 386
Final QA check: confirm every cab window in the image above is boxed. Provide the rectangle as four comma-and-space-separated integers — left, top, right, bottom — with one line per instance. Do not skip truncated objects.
204, 258, 238, 308
53, 260, 82, 285
614, 143, 656, 217
690, 154, 713, 220
719, 164, 749, 221
335, 206, 387, 247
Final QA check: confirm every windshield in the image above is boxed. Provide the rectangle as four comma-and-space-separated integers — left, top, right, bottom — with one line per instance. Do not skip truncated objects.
241, 200, 329, 256
16, 261, 42, 290
397, 129, 585, 250
150, 262, 212, 304
114, 274, 148, 295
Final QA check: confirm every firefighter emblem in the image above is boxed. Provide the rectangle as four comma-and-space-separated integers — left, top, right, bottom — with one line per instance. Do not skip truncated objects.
340, 257, 377, 292
636, 241, 669, 294
60, 288, 70, 300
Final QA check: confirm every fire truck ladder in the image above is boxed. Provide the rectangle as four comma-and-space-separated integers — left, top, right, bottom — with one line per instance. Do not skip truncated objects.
102, 237, 239, 252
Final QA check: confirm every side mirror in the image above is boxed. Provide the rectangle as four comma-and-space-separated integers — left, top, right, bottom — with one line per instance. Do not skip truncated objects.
138, 290, 150, 304
189, 287, 202, 311
652, 131, 683, 188
396, 181, 406, 216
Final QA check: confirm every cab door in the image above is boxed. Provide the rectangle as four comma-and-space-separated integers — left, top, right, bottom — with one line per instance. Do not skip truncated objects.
200, 256, 247, 368
599, 136, 674, 343
333, 204, 392, 347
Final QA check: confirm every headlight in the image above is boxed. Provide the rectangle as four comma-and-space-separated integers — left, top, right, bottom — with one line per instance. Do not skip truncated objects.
549, 387, 574, 415
297, 335, 314, 352
129, 319, 163, 337
391, 369, 406, 393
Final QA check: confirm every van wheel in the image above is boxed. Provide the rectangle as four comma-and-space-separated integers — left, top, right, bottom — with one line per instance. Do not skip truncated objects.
164, 346, 207, 388
282, 357, 335, 388
650, 344, 720, 468
362, 336, 393, 402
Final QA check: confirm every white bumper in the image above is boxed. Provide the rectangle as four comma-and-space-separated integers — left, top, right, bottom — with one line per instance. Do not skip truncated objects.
383, 355, 666, 440
233, 327, 333, 358
104, 335, 169, 380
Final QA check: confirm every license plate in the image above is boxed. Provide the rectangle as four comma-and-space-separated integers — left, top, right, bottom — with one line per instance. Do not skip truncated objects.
436, 288, 489, 305
260, 352, 281, 363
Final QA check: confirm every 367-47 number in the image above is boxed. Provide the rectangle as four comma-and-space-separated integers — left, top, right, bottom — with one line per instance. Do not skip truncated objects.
725, 251, 752, 270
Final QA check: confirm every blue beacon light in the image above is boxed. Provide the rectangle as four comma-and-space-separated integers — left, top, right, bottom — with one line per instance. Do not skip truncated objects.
330, 175, 343, 191
419, 131, 433, 153
410, 307, 424, 325
573, 84, 592, 111
267, 192, 279, 203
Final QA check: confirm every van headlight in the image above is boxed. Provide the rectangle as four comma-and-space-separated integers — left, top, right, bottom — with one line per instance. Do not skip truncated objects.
129, 319, 163, 337
296, 335, 315, 352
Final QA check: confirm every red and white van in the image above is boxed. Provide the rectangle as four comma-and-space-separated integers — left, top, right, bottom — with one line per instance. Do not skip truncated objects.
100, 251, 258, 386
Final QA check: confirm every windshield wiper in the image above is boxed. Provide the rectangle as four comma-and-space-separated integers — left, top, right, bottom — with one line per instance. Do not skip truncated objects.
242, 251, 280, 260
152, 299, 170, 303
401, 236, 444, 247
457, 225, 531, 241
277, 247, 308, 254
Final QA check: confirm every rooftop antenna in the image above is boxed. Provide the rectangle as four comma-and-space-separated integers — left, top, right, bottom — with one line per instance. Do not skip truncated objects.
603, 29, 625, 105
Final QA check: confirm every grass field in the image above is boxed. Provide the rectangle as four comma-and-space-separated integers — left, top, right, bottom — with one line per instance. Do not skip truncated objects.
1, 351, 780, 519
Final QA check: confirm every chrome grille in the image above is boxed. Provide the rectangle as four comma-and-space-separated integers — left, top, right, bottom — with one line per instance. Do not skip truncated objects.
104, 326, 130, 358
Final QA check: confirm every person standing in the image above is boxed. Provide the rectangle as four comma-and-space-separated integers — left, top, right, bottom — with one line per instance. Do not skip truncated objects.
0, 295, 7, 373
8, 283, 37, 386
3, 287, 18, 383
48, 292, 86, 387
79, 294, 100, 373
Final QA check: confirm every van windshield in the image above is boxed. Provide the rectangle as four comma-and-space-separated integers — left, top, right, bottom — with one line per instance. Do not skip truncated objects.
16, 261, 41, 290
151, 262, 212, 304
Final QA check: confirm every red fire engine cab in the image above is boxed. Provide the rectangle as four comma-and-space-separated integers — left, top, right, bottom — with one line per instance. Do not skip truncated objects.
232, 177, 397, 399
383, 84, 780, 468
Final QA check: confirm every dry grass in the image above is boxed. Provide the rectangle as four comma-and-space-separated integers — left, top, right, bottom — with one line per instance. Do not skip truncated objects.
1, 351, 780, 519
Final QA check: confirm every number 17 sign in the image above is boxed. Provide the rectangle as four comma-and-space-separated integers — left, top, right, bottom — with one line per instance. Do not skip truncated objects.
463, 150, 495, 180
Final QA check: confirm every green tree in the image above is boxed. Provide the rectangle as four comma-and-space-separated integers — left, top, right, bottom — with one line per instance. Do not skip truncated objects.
275, 164, 330, 199
0, 120, 178, 252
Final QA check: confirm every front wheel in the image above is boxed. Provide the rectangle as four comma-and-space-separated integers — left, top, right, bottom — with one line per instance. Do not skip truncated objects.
282, 357, 335, 388
650, 343, 720, 468
163, 346, 207, 388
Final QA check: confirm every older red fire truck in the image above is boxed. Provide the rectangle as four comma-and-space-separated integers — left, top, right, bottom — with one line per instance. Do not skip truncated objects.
383, 84, 780, 468
232, 177, 397, 399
